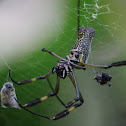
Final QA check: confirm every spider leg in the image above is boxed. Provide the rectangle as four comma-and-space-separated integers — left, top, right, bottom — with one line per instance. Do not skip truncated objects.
64, 65, 70, 75
72, 63, 86, 70
70, 69, 84, 104
59, 73, 84, 108
47, 77, 68, 107
16, 95, 83, 120
42, 48, 66, 61
22, 76, 74, 108
9, 69, 52, 85
52, 63, 84, 108
68, 73, 83, 99
16, 71, 84, 120
79, 61, 126, 69
49, 69, 84, 120
47, 75, 83, 108
19, 101, 83, 120
23, 93, 55, 108
22, 76, 61, 107
14, 98, 51, 120
68, 59, 85, 70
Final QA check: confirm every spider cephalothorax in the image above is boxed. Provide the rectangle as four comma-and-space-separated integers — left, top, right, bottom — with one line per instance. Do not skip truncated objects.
53, 60, 72, 79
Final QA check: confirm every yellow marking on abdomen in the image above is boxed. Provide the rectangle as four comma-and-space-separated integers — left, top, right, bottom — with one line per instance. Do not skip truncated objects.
79, 56, 83, 62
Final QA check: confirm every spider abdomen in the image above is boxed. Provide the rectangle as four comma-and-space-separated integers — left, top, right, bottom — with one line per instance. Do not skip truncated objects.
72, 27, 95, 63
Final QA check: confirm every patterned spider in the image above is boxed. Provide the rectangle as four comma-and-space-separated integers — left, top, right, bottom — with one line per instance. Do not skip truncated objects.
9, 27, 126, 120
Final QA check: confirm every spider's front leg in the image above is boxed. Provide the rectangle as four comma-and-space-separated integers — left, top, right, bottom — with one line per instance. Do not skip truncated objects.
53, 61, 85, 108
15, 66, 84, 120
9, 70, 52, 85
22, 76, 60, 107
50, 102, 83, 120
42, 48, 66, 61
79, 61, 126, 86
79, 61, 126, 69
49, 69, 84, 120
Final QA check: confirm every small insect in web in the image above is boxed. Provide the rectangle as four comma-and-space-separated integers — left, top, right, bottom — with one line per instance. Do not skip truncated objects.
94, 72, 112, 86
1, 82, 20, 109
8, 27, 126, 120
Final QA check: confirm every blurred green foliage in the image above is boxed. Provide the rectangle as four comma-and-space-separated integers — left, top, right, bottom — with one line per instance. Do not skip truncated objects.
0, 0, 126, 126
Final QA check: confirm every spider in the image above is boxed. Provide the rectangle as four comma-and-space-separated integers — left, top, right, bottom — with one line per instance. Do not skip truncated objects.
9, 27, 126, 120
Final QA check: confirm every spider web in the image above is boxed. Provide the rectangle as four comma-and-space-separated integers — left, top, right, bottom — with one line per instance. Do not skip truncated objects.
0, 0, 126, 126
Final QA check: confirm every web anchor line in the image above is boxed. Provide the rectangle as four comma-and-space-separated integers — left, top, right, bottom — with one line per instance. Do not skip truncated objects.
77, 0, 80, 32
1, 56, 11, 70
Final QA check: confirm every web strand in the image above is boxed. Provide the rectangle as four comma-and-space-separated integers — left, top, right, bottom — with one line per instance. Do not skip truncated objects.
1, 56, 11, 70
77, 0, 80, 33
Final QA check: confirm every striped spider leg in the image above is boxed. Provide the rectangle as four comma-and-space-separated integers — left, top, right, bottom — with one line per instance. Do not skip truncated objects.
14, 69, 84, 120
8, 27, 126, 120
9, 56, 85, 120
8, 27, 92, 120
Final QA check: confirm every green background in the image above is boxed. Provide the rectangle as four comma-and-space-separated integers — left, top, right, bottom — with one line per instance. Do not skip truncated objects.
0, 0, 126, 126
